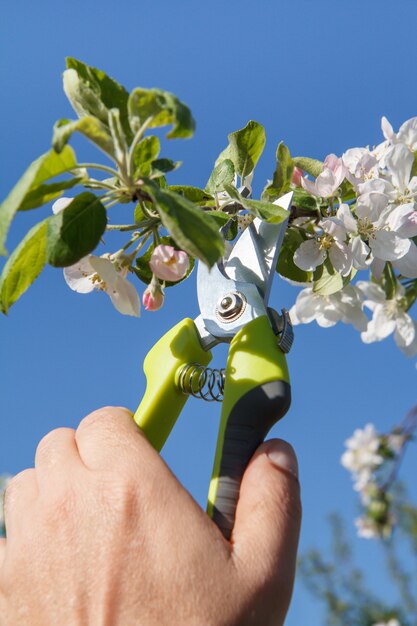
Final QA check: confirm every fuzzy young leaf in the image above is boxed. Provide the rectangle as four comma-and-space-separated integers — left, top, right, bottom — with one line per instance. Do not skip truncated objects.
227, 121, 266, 178
133, 236, 194, 287
277, 228, 313, 283
133, 136, 160, 177
46, 193, 107, 267
128, 88, 195, 139
142, 183, 224, 266
108, 108, 128, 166
224, 185, 289, 224
53, 117, 115, 158
262, 141, 294, 201
0, 220, 48, 314
169, 186, 213, 205
313, 259, 356, 296
0, 146, 77, 256
65, 58, 132, 142
293, 156, 324, 179
150, 159, 180, 177
205, 159, 235, 194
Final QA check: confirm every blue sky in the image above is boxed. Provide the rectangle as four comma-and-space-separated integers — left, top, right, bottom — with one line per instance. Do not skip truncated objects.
1, 1, 417, 623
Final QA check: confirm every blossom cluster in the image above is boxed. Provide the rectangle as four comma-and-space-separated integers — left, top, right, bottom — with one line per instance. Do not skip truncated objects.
289, 116, 417, 359
341, 423, 406, 539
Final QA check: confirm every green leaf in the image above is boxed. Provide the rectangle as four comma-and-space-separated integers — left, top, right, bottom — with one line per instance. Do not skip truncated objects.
226, 121, 266, 178
313, 259, 357, 296
405, 280, 417, 311
53, 117, 115, 158
132, 136, 160, 177
382, 262, 397, 299
142, 183, 224, 266
292, 188, 320, 212
169, 186, 214, 205
0, 219, 48, 314
0, 146, 77, 255
411, 152, 417, 179
205, 159, 235, 194
65, 58, 132, 142
224, 185, 289, 224
277, 228, 313, 283
262, 141, 294, 201
46, 192, 107, 267
108, 108, 128, 165
205, 211, 237, 240
150, 158, 181, 177
128, 87, 195, 139
133, 236, 195, 287
293, 156, 324, 179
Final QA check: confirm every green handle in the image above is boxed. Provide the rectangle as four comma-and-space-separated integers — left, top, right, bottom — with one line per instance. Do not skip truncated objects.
207, 315, 291, 539
134, 318, 212, 451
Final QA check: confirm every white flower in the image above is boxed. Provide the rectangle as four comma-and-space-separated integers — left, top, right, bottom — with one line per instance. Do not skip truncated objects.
382, 115, 417, 152
342, 147, 377, 189
341, 424, 383, 476
293, 217, 352, 276
357, 281, 417, 356
289, 285, 367, 330
372, 619, 401, 626
64, 254, 140, 317
355, 515, 382, 539
301, 154, 347, 198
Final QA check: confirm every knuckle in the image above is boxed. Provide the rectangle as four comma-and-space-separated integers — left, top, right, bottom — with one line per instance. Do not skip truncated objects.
77, 406, 132, 433
36, 427, 73, 459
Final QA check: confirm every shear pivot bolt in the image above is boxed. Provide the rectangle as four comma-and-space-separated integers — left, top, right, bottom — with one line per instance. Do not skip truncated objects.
216, 292, 246, 322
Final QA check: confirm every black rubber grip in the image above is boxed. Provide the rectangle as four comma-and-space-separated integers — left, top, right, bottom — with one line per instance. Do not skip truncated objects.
212, 380, 291, 540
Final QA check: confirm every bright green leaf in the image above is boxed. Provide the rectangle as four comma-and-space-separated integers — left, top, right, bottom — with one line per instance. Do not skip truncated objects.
53, 117, 115, 158
169, 186, 214, 205
293, 156, 324, 179
133, 136, 160, 177
0, 219, 48, 314
133, 236, 195, 287
108, 108, 128, 166
227, 121, 266, 178
142, 183, 224, 266
262, 141, 294, 201
277, 228, 313, 283
313, 259, 357, 296
128, 87, 195, 139
65, 58, 132, 142
206, 159, 235, 194
205, 211, 237, 240
382, 262, 397, 299
224, 185, 289, 224
46, 192, 107, 267
0, 146, 77, 255
150, 158, 181, 177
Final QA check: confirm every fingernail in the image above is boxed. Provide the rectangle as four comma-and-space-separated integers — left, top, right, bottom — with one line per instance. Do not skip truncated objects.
267, 440, 299, 480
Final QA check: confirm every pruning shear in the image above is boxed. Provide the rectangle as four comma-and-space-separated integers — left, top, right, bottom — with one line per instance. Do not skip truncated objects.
134, 190, 294, 540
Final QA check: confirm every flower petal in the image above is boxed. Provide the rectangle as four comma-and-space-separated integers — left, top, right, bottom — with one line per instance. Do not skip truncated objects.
293, 239, 326, 271
63, 257, 95, 293
385, 143, 414, 191
392, 242, 417, 278
371, 229, 411, 261
329, 241, 352, 276
108, 276, 140, 317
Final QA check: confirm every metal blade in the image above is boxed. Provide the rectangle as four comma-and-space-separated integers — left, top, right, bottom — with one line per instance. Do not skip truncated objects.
224, 192, 293, 304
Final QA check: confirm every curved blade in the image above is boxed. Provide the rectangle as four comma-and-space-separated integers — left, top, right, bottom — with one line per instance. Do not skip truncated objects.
224, 192, 293, 304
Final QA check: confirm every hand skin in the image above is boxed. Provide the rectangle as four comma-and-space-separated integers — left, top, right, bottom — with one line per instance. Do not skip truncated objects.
0, 407, 301, 626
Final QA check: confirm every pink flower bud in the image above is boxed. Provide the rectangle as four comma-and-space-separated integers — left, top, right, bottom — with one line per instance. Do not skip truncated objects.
142, 280, 165, 311
149, 245, 190, 282
292, 167, 304, 187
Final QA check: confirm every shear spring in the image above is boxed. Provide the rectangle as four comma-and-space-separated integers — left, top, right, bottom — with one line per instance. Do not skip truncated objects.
177, 363, 225, 402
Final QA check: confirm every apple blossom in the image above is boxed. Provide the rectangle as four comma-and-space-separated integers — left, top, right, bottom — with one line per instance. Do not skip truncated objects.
301, 153, 347, 198
291, 166, 304, 187
382, 114, 417, 152
293, 218, 353, 276
342, 147, 377, 189
142, 277, 165, 311
64, 254, 140, 317
357, 281, 417, 356
289, 285, 367, 331
341, 424, 383, 485
372, 620, 401, 626
149, 244, 190, 282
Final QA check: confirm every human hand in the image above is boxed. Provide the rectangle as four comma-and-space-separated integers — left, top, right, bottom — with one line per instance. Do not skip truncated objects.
0, 407, 301, 626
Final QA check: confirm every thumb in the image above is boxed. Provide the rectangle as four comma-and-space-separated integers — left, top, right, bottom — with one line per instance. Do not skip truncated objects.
231, 439, 301, 604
